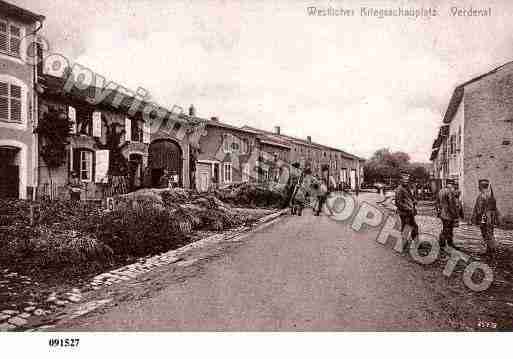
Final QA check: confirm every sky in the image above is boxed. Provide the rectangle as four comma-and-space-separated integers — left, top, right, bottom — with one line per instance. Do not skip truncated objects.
12, 0, 513, 161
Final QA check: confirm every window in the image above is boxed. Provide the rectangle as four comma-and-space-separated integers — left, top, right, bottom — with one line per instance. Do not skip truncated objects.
0, 81, 21, 123
76, 107, 93, 136
241, 139, 249, 154
80, 151, 93, 182
231, 142, 240, 151
223, 162, 232, 183
131, 119, 144, 142
457, 127, 462, 151
0, 20, 22, 57
449, 134, 456, 155
223, 136, 230, 152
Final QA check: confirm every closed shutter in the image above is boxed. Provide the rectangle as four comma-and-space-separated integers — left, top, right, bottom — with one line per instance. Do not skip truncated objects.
143, 121, 150, 143
125, 117, 131, 142
0, 81, 8, 121
9, 25, 21, 57
95, 150, 109, 183
9, 84, 21, 122
72, 148, 80, 175
0, 20, 7, 53
68, 106, 76, 134
92, 111, 102, 137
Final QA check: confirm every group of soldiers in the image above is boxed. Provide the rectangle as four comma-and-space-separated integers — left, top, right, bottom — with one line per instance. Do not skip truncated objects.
395, 172, 500, 254
285, 162, 343, 216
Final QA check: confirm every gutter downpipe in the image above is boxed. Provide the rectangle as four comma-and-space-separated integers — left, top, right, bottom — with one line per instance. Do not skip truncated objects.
29, 20, 43, 201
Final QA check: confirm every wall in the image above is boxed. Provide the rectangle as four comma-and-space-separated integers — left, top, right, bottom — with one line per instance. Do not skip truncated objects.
197, 124, 257, 185
38, 97, 150, 199
0, 21, 37, 198
463, 63, 513, 219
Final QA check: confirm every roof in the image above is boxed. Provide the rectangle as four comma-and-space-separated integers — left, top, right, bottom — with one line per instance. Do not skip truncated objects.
0, 0, 45, 23
202, 118, 258, 134
40, 74, 191, 126
257, 135, 291, 150
443, 60, 513, 124
241, 125, 364, 161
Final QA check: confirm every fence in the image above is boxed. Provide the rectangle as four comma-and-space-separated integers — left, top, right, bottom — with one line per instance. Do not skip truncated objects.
104, 175, 129, 197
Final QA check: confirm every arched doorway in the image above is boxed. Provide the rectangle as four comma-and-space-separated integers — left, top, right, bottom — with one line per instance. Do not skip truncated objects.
148, 139, 182, 187
0, 146, 21, 198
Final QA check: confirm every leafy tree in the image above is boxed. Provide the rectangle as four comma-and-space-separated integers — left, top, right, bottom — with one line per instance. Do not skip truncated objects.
95, 117, 128, 176
36, 107, 72, 190
364, 148, 415, 185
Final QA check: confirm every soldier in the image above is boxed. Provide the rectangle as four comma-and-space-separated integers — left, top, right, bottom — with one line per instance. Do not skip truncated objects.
395, 172, 419, 243
471, 179, 500, 254
286, 162, 302, 214
437, 179, 460, 249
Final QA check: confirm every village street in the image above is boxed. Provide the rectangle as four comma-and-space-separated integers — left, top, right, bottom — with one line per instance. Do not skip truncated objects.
52, 193, 513, 331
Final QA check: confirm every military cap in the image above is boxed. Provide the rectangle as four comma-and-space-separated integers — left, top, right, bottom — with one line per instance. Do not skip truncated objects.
478, 179, 490, 188
400, 172, 411, 181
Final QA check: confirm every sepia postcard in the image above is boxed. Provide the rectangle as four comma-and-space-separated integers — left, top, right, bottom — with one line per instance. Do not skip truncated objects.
0, 0, 512, 357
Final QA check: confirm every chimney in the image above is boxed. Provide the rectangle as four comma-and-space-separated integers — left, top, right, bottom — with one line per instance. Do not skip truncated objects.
274, 126, 281, 135
307, 136, 312, 143
188, 104, 196, 117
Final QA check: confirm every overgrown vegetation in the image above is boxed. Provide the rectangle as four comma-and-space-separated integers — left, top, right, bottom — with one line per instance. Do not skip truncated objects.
0, 187, 274, 279
35, 107, 72, 186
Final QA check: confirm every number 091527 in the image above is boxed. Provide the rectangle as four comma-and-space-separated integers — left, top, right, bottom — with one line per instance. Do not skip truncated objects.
48, 338, 80, 348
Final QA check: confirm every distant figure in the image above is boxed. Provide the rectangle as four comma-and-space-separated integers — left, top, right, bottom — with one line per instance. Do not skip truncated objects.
315, 177, 328, 216
68, 171, 82, 201
395, 172, 419, 244
437, 179, 460, 249
471, 179, 500, 254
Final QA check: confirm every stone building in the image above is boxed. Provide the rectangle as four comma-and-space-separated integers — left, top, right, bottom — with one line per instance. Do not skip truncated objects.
242, 126, 364, 189
431, 61, 513, 219
0, 0, 44, 199
193, 116, 291, 192
37, 74, 152, 200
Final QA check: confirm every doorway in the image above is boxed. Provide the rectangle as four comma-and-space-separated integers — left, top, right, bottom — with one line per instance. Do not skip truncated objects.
0, 146, 20, 198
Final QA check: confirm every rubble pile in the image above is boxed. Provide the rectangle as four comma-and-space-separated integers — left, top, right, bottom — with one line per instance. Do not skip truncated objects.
213, 183, 287, 209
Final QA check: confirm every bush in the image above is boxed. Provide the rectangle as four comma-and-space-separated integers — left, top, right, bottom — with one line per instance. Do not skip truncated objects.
93, 203, 190, 257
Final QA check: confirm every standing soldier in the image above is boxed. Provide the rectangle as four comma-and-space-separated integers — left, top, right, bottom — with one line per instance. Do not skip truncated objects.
471, 179, 500, 255
437, 179, 460, 249
286, 162, 302, 214
395, 172, 419, 244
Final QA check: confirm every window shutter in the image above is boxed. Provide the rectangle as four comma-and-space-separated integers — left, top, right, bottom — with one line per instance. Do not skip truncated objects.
0, 21, 7, 53
95, 150, 109, 183
91, 151, 96, 183
68, 106, 76, 134
72, 148, 80, 175
125, 117, 131, 142
92, 111, 102, 137
143, 121, 150, 143
9, 84, 21, 123
9, 25, 21, 57
0, 81, 8, 121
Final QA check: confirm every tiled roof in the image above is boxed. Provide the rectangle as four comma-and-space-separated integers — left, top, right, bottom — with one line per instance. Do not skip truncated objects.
0, 0, 45, 22
40, 75, 190, 126
241, 125, 364, 160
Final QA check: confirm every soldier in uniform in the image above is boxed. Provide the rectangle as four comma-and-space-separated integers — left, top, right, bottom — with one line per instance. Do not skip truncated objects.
395, 172, 419, 243
471, 179, 500, 254
285, 162, 302, 214
437, 179, 460, 249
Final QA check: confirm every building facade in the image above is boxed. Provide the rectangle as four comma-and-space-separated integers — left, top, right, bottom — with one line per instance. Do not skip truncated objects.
0, 1, 365, 200
242, 126, 364, 189
431, 61, 513, 219
0, 1, 45, 199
